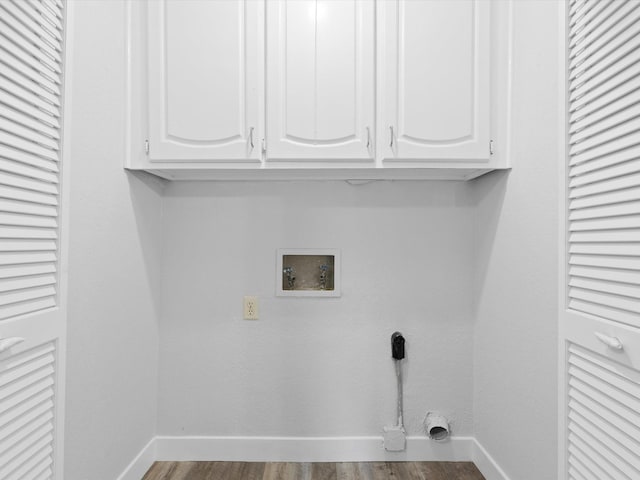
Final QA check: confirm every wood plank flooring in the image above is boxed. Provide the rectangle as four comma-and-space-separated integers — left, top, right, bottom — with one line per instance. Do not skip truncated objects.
142, 461, 486, 480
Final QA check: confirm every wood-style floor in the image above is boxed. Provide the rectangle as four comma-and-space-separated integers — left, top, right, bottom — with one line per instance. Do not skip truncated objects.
142, 461, 486, 480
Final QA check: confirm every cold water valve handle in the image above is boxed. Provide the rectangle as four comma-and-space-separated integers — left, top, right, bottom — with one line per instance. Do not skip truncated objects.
391, 332, 405, 360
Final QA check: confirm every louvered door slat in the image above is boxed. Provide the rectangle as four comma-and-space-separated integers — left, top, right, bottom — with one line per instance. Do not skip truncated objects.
569, 159, 640, 189
27, 0, 63, 31
12, 0, 62, 41
570, 254, 640, 270
571, 414, 640, 474
569, 120, 640, 156
0, 252, 57, 265
569, 2, 639, 67
569, 215, 640, 231
0, 94, 59, 134
569, 265, 640, 284
0, 264, 55, 280
570, 244, 640, 258
570, 395, 640, 446
0, 15, 60, 63
569, 145, 640, 175
570, 172, 640, 201
569, 48, 640, 114
0, 106, 60, 141
569, 200, 640, 220
569, 299, 639, 325
568, 135, 639, 168
570, 67, 640, 126
0, 173, 58, 196
0, 133, 60, 163
0, 275, 56, 293
569, 77, 640, 131
0, 240, 57, 252
0, 162, 58, 186
0, 37, 60, 86
0, 200, 57, 217
0, 77, 60, 121
570, 186, 640, 210
569, 11, 640, 75
0, 59, 61, 107
0, 119, 60, 152
569, 0, 612, 32
0, 147, 60, 175
0, 2, 62, 49
0, 412, 53, 456
569, 287, 640, 314
570, 102, 640, 146
570, 18, 639, 83
1, 441, 53, 480
41, 0, 62, 20
570, 230, 640, 243
0, 227, 57, 240
0, 18, 62, 75
569, 434, 623, 480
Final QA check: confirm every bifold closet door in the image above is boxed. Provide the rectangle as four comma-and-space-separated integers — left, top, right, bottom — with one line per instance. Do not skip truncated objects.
0, 0, 71, 478
560, 0, 640, 478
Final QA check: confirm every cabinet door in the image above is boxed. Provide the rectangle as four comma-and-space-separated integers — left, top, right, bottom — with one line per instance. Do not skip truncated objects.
266, 0, 375, 162
380, 0, 490, 162
147, 0, 263, 162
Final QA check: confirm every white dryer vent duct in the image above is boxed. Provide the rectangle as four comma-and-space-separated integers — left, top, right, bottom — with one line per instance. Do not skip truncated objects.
424, 413, 450, 441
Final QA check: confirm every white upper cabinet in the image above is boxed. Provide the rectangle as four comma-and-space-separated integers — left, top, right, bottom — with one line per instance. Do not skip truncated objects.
128, 0, 509, 179
147, 0, 263, 162
266, 0, 375, 162
379, 0, 491, 162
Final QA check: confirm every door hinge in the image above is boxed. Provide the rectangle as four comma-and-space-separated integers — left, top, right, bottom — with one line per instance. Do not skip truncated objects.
144, 140, 149, 155
261, 138, 266, 156
489, 140, 494, 155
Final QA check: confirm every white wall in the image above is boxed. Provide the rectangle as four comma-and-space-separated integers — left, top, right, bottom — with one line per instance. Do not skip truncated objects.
64, 2, 163, 479
60, 0, 560, 475
158, 181, 476, 439
472, 1, 559, 479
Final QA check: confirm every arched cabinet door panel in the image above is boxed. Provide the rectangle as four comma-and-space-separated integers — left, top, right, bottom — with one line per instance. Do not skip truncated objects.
380, 0, 491, 162
147, 0, 263, 162
266, 0, 375, 162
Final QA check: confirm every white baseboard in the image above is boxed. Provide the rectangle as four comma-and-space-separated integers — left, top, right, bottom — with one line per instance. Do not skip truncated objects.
116, 435, 509, 480
472, 439, 511, 480
116, 438, 157, 480
153, 435, 474, 463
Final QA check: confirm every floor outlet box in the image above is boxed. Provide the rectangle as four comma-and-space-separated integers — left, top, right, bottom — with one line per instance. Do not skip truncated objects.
383, 425, 406, 451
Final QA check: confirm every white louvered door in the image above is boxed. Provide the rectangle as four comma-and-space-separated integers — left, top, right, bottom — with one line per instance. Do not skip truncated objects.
561, 0, 640, 478
0, 0, 69, 478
